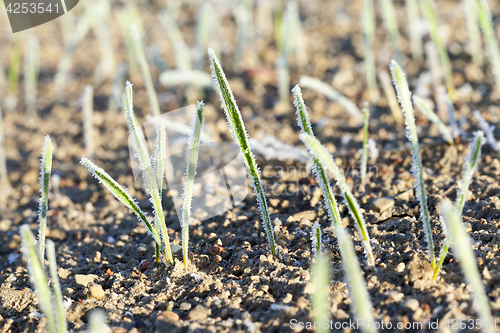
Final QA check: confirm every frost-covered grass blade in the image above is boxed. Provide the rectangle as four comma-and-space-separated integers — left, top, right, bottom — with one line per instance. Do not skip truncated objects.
473, 111, 498, 151
434, 131, 483, 279
301, 133, 375, 269
38, 136, 53, 263
413, 95, 454, 145
152, 120, 166, 266
390, 60, 435, 269
477, 0, 500, 97
181, 102, 204, 267
46, 240, 67, 333
311, 221, 322, 259
208, 48, 276, 256
438, 199, 494, 333
361, 102, 370, 184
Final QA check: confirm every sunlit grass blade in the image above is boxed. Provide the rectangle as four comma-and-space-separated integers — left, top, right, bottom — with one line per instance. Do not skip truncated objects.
208, 48, 276, 256
434, 131, 483, 279
159, 70, 214, 88
80, 157, 166, 258
390, 60, 435, 269
299, 76, 362, 118
292, 85, 341, 229
152, 120, 166, 266
474, 110, 499, 151
378, 70, 403, 123
438, 199, 494, 333
310, 255, 330, 333
361, 102, 370, 184
413, 95, 454, 145
420, 0, 455, 100
379, 0, 401, 62
20, 225, 57, 333
181, 102, 204, 267
38, 136, 53, 263
83, 85, 94, 159
46, 240, 67, 333
363, 0, 379, 101
311, 221, 322, 259
406, 0, 423, 63
477, 0, 500, 97
463, 0, 483, 66
24, 36, 39, 116
301, 133, 375, 269
124, 82, 173, 265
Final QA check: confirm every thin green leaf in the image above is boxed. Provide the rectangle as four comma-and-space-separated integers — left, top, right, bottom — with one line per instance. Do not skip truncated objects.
38, 136, 53, 263
46, 240, 67, 333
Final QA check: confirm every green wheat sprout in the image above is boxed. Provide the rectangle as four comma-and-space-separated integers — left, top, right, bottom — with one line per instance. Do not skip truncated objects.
363, 0, 379, 101
82, 85, 94, 159
152, 120, 166, 266
24, 37, 39, 117
301, 133, 375, 269
208, 48, 276, 256
292, 84, 341, 229
80, 157, 167, 261
438, 199, 494, 333
463, 0, 483, 66
434, 131, 483, 279
311, 221, 322, 259
37, 136, 53, 263
413, 95, 454, 145
310, 255, 330, 333
20, 226, 67, 333
124, 82, 173, 265
420, 0, 455, 100
390, 60, 435, 269
379, 0, 401, 62
181, 102, 204, 267
361, 102, 370, 184
299, 76, 362, 119
477, 0, 500, 97
406, 0, 423, 63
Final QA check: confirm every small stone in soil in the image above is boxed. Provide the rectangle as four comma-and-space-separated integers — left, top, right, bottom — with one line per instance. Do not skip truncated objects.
188, 305, 208, 321
371, 197, 395, 213
179, 302, 191, 310
402, 298, 419, 311
88, 282, 105, 299
74, 274, 98, 288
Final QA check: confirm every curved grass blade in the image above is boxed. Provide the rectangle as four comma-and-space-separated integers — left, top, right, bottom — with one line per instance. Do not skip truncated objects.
361, 102, 370, 184
208, 48, 276, 256
438, 199, 494, 333
477, 0, 500, 97
80, 157, 166, 258
38, 136, 53, 263
20, 225, 57, 333
301, 133, 375, 269
124, 82, 173, 265
434, 131, 483, 279
46, 240, 67, 333
413, 95, 454, 145
181, 102, 204, 267
390, 60, 435, 269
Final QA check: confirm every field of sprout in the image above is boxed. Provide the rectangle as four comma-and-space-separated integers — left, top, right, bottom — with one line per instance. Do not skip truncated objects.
2, 0, 500, 332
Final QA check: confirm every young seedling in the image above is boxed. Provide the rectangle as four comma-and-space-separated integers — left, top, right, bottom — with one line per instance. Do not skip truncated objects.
124, 82, 173, 265
462, 0, 483, 66
406, 0, 423, 63
38, 136, 53, 262
434, 131, 483, 279
363, 0, 379, 101
413, 95, 454, 145
83, 86, 94, 159
310, 255, 330, 333
311, 221, 322, 259
181, 102, 204, 267
0, 105, 6, 186
208, 48, 276, 256
379, 0, 402, 62
378, 70, 403, 123
20, 226, 67, 333
361, 102, 370, 185
301, 133, 375, 269
420, 0, 455, 100
390, 60, 435, 269
24, 36, 39, 116
152, 119, 166, 266
438, 199, 494, 333
80, 157, 168, 261
477, 0, 500, 97
299, 76, 362, 119
473, 111, 498, 150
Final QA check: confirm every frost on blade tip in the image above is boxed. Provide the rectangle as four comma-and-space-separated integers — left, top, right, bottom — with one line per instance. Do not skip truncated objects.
311, 222, 322, 258
473, 111, 498, 151
37, 136, 53, 263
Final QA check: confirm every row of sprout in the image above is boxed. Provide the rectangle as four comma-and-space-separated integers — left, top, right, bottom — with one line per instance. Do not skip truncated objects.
1, 0, 499, 331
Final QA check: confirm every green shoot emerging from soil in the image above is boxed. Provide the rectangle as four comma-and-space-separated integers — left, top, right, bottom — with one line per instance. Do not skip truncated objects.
434, 131, 483, 279
361, 102, 370, 184
181, 102, 204, 267
20, 226, 67, 333
421, 0, 455, 99
438, 199, 494, 333
208, 48, 276, 256
38, 136, 53, 262
83, 85, 94, 159
311, 255, 330, 333
311, 221, 322, 259
477, 0, 500, 97
301, 133, 375, 269
413, 95, 454, 145
125, 82, 173, 265
390, 60, 435, 269
80, 157, 167, 260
